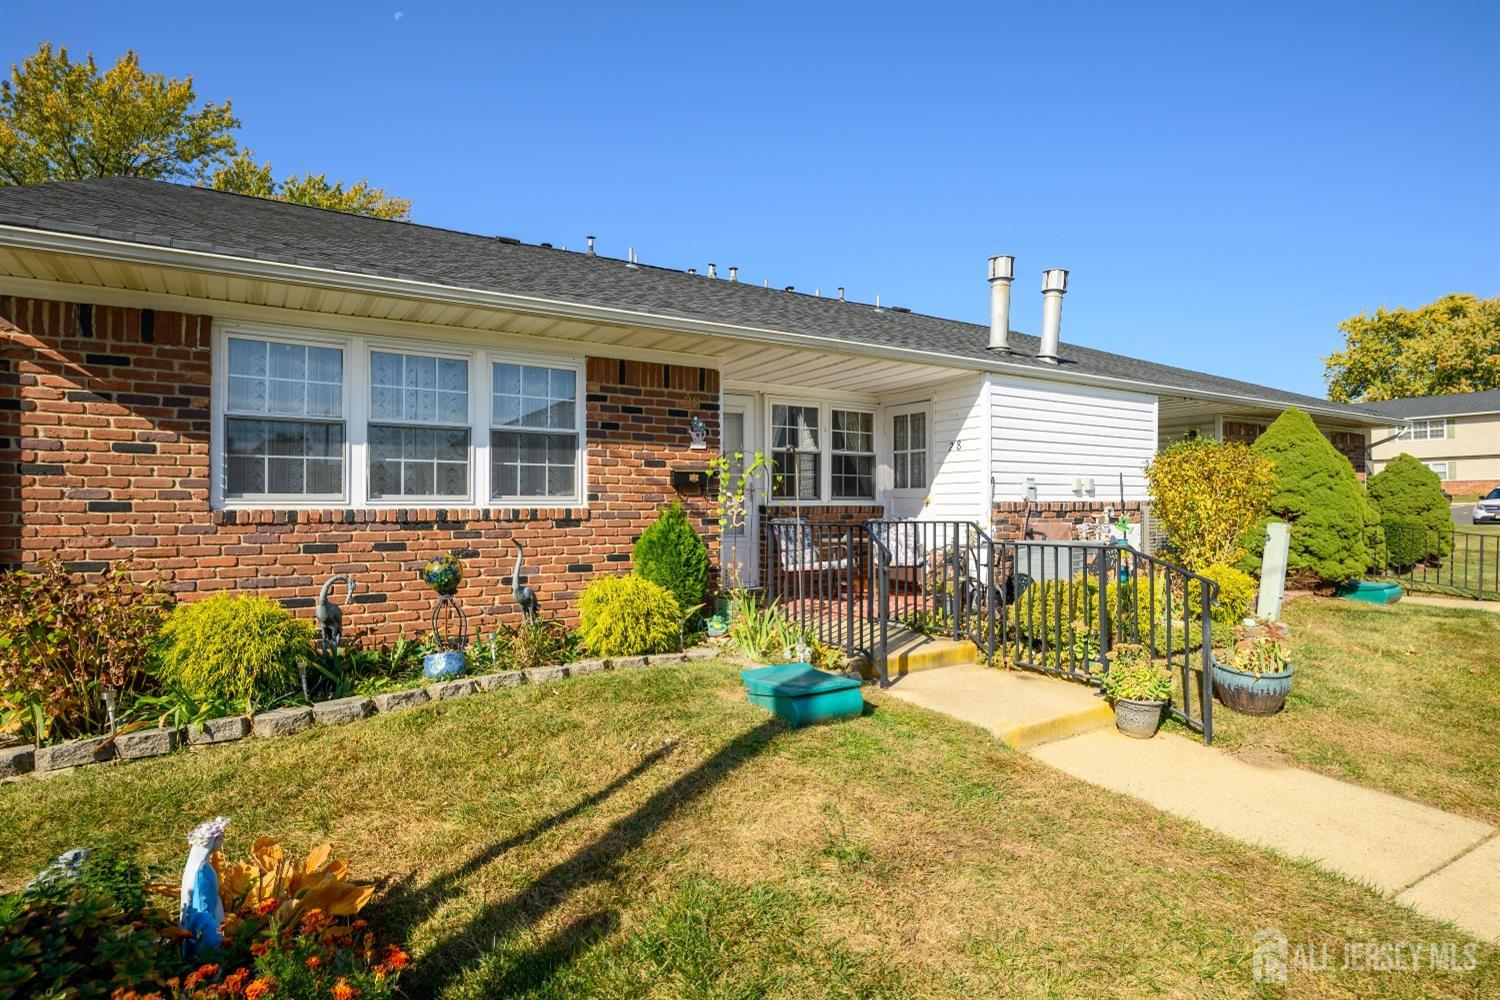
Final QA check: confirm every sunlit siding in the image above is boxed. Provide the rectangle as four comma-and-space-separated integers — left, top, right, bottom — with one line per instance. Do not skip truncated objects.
919, 375, 990, 523
989, 374, 1157, 502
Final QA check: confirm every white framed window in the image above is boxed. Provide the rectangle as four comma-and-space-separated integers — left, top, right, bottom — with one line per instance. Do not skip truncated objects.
890, 410, 928, 490
770, 403, 821, 500
368, 349, 471, 500
1400, 418, 1449, 441
213, 324, 585, 508
223, 335, 346, 501
489, 359, 583, 503
1423, 460, 1452, 481
830, 408, 876, 500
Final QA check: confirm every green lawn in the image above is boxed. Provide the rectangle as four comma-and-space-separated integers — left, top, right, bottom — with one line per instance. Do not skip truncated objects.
3, 659, 1495, 998
1213, 598, 1500, 825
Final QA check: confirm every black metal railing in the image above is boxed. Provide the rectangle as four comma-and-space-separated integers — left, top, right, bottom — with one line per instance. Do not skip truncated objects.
1377, 526, 1497, 600
863, 520, 1218, 743
759, 518, 881, 673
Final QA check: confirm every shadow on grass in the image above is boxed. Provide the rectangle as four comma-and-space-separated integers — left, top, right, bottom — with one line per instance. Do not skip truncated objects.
393, 716, 785, 996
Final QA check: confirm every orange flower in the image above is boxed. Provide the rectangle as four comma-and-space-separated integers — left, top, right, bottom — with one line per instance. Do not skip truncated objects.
254, 898, 280, 916
305, 955, 322, 970
184, 964, 220, 988
329, 979, 361, 1000
222, 968, 251, 994
245, 978, 278, 1000
250, 941, 271, 957
380, 944, 409, 970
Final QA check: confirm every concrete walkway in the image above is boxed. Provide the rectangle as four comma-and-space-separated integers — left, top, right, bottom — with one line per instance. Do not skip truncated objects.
881, 664, 1500, 942
1402, 594, 1500, 614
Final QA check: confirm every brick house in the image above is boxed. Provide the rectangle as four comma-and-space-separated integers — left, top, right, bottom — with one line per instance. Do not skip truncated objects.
0, 179, 1391, 640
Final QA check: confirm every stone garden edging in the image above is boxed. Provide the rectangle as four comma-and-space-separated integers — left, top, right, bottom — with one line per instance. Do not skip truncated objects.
0, 648, 720, 782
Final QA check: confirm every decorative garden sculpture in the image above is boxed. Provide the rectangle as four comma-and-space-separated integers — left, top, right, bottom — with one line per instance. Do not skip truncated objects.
421, 553, 469, 679
315, 574, 356, 659
179, 817, 230, 954
511, 539, 540, 621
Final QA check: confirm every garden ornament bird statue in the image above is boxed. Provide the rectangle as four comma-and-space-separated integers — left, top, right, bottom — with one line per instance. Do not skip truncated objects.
316, 574, 356, 657
512, 539, 540, 621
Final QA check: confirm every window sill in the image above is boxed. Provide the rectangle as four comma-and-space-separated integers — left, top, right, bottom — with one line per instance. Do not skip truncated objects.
211, 506, 592, 526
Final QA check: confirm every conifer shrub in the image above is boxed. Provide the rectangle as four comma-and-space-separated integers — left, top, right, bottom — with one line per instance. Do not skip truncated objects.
1367, 453, 1453, 564
1238, 408, 1373, 586
153, 594, 313, 712
1382, 516, 1428, 571
632, 502, 710, 622
576, 575, 683, 657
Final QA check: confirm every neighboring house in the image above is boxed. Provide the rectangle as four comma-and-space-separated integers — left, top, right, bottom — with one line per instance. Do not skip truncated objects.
0, 178, 1390, 634
1361, 390, 1500, 496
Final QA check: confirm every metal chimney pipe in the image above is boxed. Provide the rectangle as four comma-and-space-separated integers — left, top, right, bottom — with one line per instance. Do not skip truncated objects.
707, 263, 717, 278
728, 266, 738, 282
1038, 268, 1068, 363
987, 255, 1015, 351
586, 235, 596, 256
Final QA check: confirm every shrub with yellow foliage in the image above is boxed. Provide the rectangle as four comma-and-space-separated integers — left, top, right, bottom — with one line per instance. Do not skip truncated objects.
212, 836, 374, 940
1146, 437, 1276, 573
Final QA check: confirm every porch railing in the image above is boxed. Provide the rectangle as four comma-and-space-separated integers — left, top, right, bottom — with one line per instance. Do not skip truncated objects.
755, 517, 1218, 744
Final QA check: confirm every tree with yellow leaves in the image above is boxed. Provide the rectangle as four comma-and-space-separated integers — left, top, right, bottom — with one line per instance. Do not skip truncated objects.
1324, 293, 1499, 403
0, 43, 410, 220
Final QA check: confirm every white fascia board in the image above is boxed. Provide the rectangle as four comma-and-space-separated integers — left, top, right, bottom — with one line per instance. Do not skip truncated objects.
0, 224, 1388, 426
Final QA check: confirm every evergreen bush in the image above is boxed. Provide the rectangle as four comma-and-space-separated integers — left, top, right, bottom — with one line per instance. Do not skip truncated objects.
153, 594, 313, 712
632, 502, 710, 623
1382, 516, 1427, 571
1238, 408, 1373, 586
576, 575, 683, 657
1367, 453, 1453, 564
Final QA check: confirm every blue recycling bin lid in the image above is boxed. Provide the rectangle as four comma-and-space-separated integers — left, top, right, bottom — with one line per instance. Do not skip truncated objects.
740, 663, 861, 697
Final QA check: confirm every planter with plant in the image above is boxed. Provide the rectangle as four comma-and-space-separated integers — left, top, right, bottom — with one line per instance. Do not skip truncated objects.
1212, 616, 1293, 715
1101, 643, 1172, 738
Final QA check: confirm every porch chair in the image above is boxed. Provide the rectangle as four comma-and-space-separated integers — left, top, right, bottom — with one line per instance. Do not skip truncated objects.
863, 519, 927, 593
768, 518, 852, 598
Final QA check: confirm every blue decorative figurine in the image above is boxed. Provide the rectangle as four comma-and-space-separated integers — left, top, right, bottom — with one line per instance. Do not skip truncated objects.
179, 816, 230, 955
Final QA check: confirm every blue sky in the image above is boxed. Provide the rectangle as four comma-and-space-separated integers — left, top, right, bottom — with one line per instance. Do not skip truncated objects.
6, 0, 1497, 398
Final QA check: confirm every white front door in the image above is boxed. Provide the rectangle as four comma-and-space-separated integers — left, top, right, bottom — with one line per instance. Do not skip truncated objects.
886, 404, 930, 520
720, 393, 761, 587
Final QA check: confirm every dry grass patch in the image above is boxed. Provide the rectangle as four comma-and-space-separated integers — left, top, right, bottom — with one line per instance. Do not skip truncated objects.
1212, 597, 1500, 824
2, 659, 1494, 998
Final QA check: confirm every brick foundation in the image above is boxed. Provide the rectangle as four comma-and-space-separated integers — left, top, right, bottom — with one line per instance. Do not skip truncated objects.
1448, 479, 1500, 498
1, 295, 720, 640
992, 500, 1148, 541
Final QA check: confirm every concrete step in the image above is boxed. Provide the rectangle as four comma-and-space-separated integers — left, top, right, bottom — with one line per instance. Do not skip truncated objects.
877, 631, 979, 678
880, 664, 1114, 751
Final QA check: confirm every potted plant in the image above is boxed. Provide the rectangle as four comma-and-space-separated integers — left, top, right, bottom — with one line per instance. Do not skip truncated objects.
1101, 643, 1172, 738
1212, 617, 1293, 715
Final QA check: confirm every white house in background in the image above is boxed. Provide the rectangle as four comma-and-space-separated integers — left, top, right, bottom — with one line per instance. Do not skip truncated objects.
0, 179, 1390, 598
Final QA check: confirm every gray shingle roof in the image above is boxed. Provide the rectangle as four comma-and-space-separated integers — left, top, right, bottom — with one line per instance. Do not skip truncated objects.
1355, 390, 1500, 419
0, 177, 1385, 421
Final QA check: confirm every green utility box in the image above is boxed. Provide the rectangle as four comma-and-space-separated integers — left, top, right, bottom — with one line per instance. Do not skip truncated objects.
740, 663, 863, 727
1336, 580, 1404, 604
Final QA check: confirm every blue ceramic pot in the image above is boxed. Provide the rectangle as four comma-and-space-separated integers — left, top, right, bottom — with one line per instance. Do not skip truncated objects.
1212, 660, 1292, 716
422, 650, 467, 680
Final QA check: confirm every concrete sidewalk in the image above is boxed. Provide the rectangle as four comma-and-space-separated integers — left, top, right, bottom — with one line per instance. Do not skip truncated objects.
881, 664, 1500, 942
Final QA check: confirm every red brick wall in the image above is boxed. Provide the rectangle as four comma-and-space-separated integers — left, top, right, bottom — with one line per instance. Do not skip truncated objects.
2, 295, 720, 640
992, 500, 1148, 541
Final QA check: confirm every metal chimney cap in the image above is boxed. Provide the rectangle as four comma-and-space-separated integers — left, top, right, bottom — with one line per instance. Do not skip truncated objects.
987, 255, 1015, 281
1042, 268, 1069, 293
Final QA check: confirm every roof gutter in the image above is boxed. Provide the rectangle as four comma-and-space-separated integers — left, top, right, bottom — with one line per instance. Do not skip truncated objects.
0, 224, 1386, 426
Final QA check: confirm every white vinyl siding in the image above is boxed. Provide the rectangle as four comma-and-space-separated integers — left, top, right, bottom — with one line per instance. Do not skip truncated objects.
919, 376, 989, 522
989, 374, 1157, 501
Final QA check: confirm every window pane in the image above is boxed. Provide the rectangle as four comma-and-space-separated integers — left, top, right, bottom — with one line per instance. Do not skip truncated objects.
268, 342, 306, 381
371, 350, 467, 426
910, 450, 927, 488
225, 417, 343, 498
832, 409, 873, 453
893, 453, 908, 490
493, 362, 577, 432
490, 430, 577, 500
267, 457, 304, 494
228, 338, 343, 419
893, 414, 908, 450
367, 424, 469, 499
772, 450, 819, 500
832, 454, 874, 499
228, 338, 267, 377
226, 455, 265, 494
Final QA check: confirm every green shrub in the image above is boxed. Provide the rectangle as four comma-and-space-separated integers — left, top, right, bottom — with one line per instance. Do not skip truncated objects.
1238, 408, 1372, 586
1196, 563, 1256, 623
1, 844, 181, 998
1382, 515, 1427, 571
468, 619, 571, 672
1367, 453, 1453, 564
576, 575, 682, 657
154, 594, 314, 711
0, 560, 170, 743
1145, 437, 1276, 571
633, 502, 710, 623
1012, 574, 1102, 662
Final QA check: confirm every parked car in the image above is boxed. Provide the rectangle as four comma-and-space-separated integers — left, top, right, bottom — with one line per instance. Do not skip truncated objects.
1474, 488, 1500, 524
